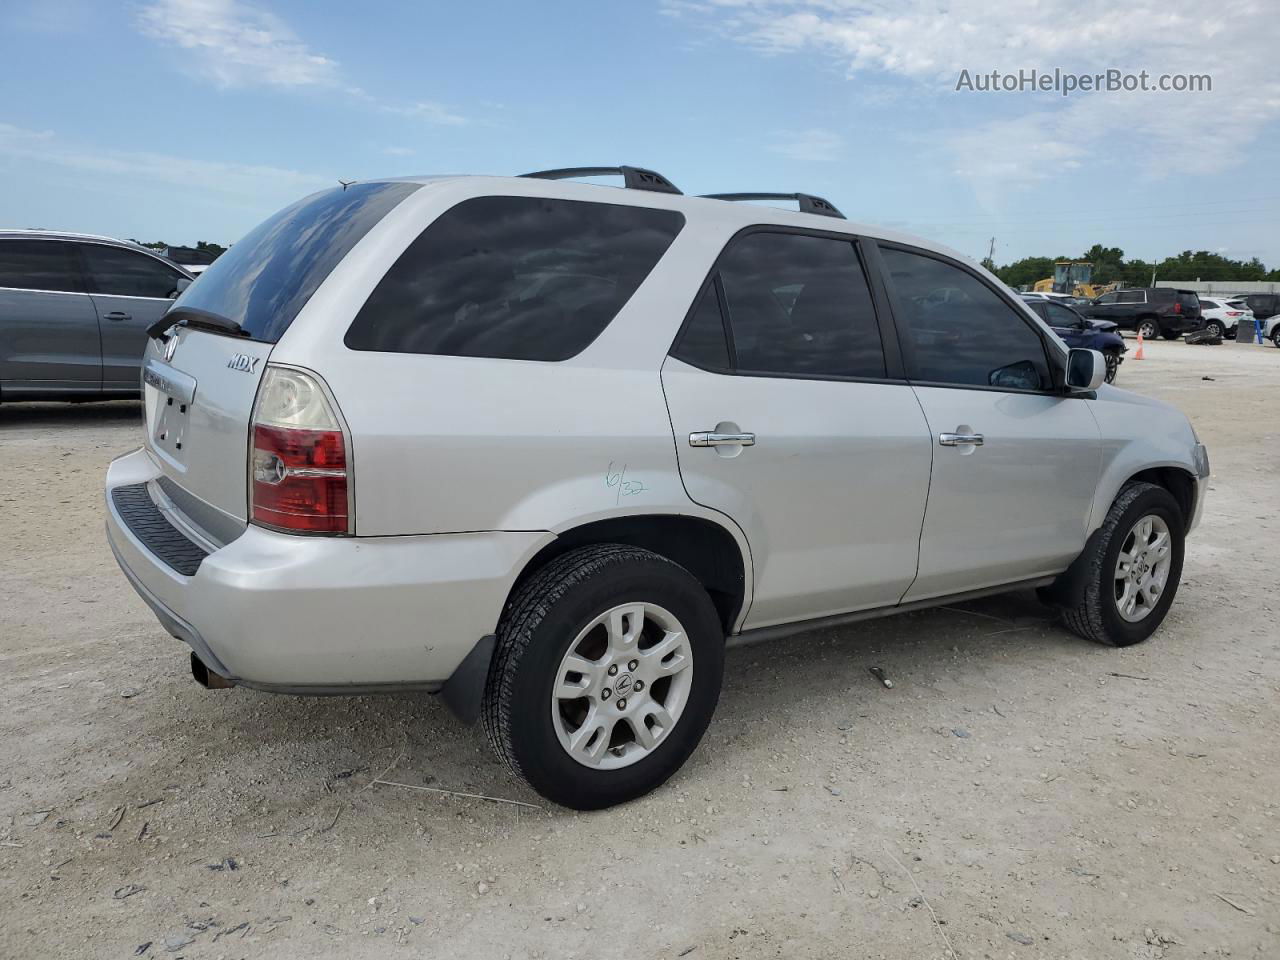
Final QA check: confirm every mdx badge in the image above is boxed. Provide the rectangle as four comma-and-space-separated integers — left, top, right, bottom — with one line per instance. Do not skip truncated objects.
228, 354, 260, 373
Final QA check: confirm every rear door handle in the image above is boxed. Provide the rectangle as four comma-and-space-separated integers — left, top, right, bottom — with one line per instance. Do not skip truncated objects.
689, 431, 756, 448
939, 432, 984, 447
105, 311, 132, 322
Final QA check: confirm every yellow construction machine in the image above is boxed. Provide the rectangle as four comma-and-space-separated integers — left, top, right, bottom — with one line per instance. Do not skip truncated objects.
1032, 260, 1120, 299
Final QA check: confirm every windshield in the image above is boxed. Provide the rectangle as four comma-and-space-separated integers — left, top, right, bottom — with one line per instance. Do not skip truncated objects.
171, 181, 421, 342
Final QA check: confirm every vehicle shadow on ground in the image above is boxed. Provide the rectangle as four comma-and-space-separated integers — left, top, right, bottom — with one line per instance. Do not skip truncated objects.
0, 400, 142, 428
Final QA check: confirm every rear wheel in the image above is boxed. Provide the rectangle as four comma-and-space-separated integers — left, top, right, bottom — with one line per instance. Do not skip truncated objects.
1135, 319, 1159, 340
1203, 320, 1223, 339
483, 544, 725, 809
1060, 482, 1185, 647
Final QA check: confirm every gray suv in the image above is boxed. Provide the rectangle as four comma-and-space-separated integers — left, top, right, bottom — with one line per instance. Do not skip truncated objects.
0, 230, 192, 402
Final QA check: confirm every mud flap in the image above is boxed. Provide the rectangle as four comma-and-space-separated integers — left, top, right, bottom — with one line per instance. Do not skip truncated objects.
438, 634, 496, 725
1038, 527, 1104, 608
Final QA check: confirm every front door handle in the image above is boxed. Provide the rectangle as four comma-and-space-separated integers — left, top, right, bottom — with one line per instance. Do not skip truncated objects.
939, 432, 984, 447
690, 431, 756, 448
105, 311, 132, 322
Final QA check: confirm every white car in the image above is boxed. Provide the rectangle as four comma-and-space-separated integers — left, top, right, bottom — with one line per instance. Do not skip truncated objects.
1265, 314, 1280, 348
104, 168, 1209, 808
1197, 297, 1253, 339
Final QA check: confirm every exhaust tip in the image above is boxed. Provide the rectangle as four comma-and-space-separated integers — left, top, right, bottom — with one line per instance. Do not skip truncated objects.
190, 652, 235, 690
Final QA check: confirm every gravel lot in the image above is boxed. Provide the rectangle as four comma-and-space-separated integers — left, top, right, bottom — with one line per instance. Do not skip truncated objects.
2, 338, 1278, 960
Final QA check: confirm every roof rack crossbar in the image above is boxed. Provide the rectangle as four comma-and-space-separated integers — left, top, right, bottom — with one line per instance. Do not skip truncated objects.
520, 166, 682, 195
701, 192, 845, 219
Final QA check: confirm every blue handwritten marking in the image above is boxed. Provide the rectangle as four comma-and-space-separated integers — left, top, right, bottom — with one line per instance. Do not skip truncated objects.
606, 461, 649, 505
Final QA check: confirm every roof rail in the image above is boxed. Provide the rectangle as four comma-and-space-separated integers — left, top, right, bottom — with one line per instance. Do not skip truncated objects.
520, 166, 682, 195
701, 192, 845, 219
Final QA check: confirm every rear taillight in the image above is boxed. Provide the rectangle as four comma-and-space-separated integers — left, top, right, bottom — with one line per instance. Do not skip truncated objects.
1226, 311, 1242, 317
1174, 302, 1183, 314
250, 366, 350, 535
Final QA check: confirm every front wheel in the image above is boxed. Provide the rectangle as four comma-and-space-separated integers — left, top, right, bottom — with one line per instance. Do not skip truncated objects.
1103, 351, 1121, 383
1060, 482, 1185, 647
1137, 319, 1160, 340
483, 544, 725, 809
1272, 327, 1280, 348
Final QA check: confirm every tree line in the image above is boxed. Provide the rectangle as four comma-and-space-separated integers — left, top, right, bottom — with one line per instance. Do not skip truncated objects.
991, 244, 1280, 289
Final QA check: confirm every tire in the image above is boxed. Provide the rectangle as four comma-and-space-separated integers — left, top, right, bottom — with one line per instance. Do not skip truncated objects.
1137, 319, 1160, 340
1203, 320, 1223, 339
1160, 330, 1181, 341
482, 544, 725, 810
1103, 351, 1120, 384
1060, 482, 1185, 647
1272, 327, 1280, 348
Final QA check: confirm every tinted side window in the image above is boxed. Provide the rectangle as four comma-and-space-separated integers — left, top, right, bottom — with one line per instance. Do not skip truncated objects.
1096, 292, 1118, 304
0, 240, 83, 293
82, 244, 185, 298
1117, 291, 1144, 304
881, 246, 1051, 392
1045, 302, 1082, 326
715, 232, 885, 379
346, 197, 684, 361
672, 283, 731, 371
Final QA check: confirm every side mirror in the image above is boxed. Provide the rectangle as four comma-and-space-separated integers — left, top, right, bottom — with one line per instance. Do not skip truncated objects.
171, 277, 193, 298
1066, 348, 1106, 391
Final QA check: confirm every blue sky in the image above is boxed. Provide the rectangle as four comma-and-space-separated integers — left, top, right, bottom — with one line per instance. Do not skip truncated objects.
2, 0, 1277, 268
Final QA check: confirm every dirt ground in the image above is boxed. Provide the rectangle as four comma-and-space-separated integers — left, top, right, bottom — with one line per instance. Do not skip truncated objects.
2, 337, 1278, 960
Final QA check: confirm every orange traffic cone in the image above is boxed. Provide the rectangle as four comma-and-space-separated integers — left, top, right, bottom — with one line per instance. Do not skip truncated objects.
1133, 328, 1145, 360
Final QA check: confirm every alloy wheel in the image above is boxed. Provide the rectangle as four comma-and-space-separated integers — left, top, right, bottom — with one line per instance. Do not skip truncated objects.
551, 602, 694, 770
1113, 514, 1173, 623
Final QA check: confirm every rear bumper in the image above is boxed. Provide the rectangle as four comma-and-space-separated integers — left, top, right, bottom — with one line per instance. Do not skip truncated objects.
105, 448, 549, 688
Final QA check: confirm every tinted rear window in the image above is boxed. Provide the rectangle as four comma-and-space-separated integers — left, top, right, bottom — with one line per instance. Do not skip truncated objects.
172, 181, 421, 342
344, 196, 684, 361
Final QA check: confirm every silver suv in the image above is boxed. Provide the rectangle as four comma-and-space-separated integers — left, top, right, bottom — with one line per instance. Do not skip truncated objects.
104, 168, 1209, 809
0, 230, 192, 401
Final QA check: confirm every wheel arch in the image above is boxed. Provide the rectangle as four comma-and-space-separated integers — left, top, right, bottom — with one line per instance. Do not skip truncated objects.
1123, 466, 1196, 533
506, 513, 750, 636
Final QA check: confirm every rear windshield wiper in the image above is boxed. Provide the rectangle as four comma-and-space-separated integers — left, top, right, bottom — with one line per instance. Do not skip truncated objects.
147, 307, 248, 342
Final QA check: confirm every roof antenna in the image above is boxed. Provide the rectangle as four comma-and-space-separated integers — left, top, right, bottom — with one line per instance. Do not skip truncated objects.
338, 179, 356, 191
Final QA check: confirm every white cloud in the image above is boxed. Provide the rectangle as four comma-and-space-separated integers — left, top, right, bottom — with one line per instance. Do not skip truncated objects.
136, 0, 340, 90
381, 145, 416, 157
134, 0, 470, 124
0, 121, 328, 199
769, 128, 842, 162
666, 0, 1280, 184
380, 101, 470, 127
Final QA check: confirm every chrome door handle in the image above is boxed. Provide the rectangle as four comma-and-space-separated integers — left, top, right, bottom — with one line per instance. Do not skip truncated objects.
939, 432, 984, 447
689, 431, 756, 448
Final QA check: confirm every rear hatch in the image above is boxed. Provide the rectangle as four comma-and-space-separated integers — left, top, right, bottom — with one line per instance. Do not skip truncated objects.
140, 180, 422, 541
